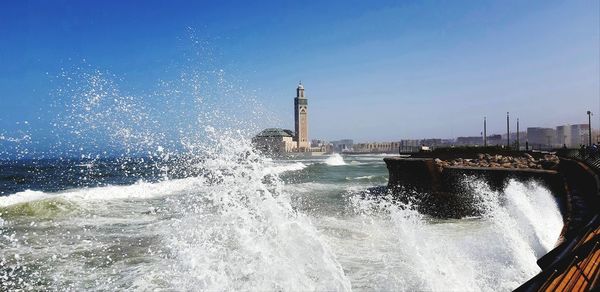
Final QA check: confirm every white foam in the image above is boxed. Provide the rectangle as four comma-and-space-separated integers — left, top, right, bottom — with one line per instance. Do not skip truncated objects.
0, 177, 204, 207
502, 180, 563, 256
0, 60, 355, 290
145, 138, 351, 291
325, 153, 346, 166
333, 179, 563, 291
0, 190, 51, 207
347, 175, 374, 180
263, 162, 307, 175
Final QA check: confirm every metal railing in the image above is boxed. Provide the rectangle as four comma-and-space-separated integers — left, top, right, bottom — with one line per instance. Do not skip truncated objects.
557, 148, 600, 175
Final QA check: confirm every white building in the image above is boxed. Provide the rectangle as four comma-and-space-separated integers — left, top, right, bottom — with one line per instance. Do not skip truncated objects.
251, 128, 296, 154
527, 127, 556, 148
570, 124, 589, 147
254, 83, 323, 155
331, 139, 354, 152
556, 124, 590, 147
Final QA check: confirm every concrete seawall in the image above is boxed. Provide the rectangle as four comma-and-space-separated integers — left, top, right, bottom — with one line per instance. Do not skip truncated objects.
384, 157, 565, 218
384, 153, 599, 290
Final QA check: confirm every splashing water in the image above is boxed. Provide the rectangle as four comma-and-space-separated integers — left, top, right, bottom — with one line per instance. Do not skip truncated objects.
0, 155, 564, 290
0, 45, 353, 290
0, 108, 351, 291
325, 153, 347, 166
331, 178, 563, 291
0, 40, 563, 290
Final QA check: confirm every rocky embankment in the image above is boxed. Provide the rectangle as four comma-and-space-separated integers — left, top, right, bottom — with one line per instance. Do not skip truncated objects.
434, 153, 560, 172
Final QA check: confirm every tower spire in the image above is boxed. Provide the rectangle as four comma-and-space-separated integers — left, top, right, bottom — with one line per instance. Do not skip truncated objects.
296, 81, 305, 98
294, 82, 309, 151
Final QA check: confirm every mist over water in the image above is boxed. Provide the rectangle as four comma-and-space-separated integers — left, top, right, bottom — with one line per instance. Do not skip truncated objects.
0, 43, 563, 291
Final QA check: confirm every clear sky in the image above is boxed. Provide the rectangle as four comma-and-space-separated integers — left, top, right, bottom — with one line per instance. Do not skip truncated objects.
0, 0, 599, 155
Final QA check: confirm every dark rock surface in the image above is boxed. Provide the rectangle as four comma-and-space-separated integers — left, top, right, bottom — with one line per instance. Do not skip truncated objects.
384, 153, 565, 218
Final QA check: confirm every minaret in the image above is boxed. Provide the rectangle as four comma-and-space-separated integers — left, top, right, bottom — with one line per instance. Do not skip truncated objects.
294, 82, 309, 150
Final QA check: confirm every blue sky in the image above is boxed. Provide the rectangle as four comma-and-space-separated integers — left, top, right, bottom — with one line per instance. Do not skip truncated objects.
0, 0, 598, 154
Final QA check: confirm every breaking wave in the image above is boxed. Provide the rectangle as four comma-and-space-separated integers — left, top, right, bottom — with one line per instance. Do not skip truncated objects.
0, 52, 351, 290
337, 178, 563, 291
1, 137, 353, 290
325, 154, 346, 166
263, 162, 308, 175
0, 37, 564, 291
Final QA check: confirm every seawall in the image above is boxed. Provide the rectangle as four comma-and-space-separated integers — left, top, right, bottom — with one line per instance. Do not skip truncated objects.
383, 156, 565, 218
383, 152, 599, 290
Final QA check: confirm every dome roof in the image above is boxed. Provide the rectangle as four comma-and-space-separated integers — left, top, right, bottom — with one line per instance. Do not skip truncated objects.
256, 128, 293, 138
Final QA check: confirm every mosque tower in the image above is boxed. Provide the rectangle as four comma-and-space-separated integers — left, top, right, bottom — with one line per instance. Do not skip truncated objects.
294, 82, 309, 150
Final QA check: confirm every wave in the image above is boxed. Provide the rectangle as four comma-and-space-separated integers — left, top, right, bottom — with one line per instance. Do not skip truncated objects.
0, 50, 353, 290
142, 140, 351, 290
325, 153, 346, 166
350, 175, 374, 180
339, 179, 562, 290
0, 177, 202, 208
0, 197, 77, 218
263, 162, 308, 175
1, 140, 352, 291
0, 190, 51, 207
345, 175, 387, 181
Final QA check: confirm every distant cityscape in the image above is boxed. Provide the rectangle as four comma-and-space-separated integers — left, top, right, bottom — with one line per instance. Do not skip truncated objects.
253, 83, 595, 155
321, 122, 592, 154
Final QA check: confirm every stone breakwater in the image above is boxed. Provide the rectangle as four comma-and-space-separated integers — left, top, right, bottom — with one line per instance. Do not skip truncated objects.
434, 153, 560, 171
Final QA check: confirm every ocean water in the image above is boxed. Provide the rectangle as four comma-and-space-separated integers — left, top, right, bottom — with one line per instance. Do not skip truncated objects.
0, 150, 563, 291
0, 57, 564, 291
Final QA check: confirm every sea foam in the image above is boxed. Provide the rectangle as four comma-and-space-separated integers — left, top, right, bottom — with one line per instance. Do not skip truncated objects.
325, 153, 346, 166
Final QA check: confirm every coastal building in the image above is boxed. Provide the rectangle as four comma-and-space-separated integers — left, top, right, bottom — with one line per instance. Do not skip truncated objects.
556, 125, 572, 147
254, 83, 325, 155
354, 141, 401, 153
420, 139, 442, 147
569, 124, 589, 147
251, 128, 296, 154
354, 138, 459, 154
310, 139, 333, 154
527, 127, 556, 148
294, 83, 309, 151
311, 139, 327, 148
399, 139, 420, 152
331, 139, 354, 153
555, 124, 589, 147
456, 136, 483, 146
515, 132, 527, 146
486, 134, 503, 146
497, 132, 526, 146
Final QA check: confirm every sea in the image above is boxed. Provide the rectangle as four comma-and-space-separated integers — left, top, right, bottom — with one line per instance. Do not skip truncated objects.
0, 62, 564, 291
0, 151, 563, 291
